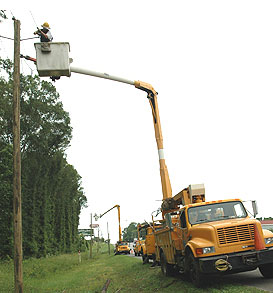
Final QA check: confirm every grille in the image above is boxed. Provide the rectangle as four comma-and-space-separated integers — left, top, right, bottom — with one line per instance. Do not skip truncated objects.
217, 224, 254, 245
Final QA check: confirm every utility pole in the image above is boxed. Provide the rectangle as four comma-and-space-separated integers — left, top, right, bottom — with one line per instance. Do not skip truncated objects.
89, 213, 93, 259
97, 228, 100, 253
12, 17, 23, 293
107, 222, 110, 255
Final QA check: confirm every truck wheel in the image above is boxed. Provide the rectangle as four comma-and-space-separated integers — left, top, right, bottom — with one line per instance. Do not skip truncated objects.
142, 254, 148, 264
187, 253, 204, 287
160, 252, 175, 277
259, 263, 273, 278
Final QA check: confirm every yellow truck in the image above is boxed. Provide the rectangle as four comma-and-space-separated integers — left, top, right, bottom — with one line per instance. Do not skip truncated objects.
34, 51, 273, 286
133, 240, 142, 256
154, 184, 273, 287
97, 205, 130, 255
138, 222, 162, 265
133, 224, 144, 256
115, 240, 130, 255
128, 81, 273, 286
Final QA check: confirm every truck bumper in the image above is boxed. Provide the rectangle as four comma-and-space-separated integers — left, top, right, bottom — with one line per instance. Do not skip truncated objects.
199, 247, 273, 275
118, 250, 130, 254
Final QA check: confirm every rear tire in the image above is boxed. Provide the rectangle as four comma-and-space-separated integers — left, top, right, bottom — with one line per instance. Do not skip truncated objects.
142, 253, 148, 264
259, 263, 273, 278
160, 252, 175, 276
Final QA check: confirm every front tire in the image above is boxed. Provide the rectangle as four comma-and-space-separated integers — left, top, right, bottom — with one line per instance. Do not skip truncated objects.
259, 263, 273, 278
187, 253, 205, 287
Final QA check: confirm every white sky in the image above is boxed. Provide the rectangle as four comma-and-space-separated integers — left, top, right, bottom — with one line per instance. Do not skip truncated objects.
1, 1, 273, 243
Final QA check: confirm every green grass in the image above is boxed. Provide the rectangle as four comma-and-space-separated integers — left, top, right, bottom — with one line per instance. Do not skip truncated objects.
0, 243, 266, 292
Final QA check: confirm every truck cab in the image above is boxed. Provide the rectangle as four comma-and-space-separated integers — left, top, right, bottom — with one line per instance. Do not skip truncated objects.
155, 196, 273, 287
115, 241, 131, 255
133, 239, 142, 256
138, 222, 162, 264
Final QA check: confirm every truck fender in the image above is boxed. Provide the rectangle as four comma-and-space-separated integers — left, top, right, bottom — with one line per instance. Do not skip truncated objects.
185, 244, 195, 258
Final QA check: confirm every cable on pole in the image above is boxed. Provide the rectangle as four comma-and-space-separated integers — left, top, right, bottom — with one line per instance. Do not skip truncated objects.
0, 35, 39, 41
0, 35, 14, 40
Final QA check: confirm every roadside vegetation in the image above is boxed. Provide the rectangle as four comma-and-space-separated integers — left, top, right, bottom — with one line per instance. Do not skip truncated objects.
0, 243, 265, 293
0, 57, 87, 259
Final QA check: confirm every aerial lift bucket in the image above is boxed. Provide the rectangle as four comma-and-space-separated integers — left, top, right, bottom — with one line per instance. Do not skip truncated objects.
34, 42, 71, 77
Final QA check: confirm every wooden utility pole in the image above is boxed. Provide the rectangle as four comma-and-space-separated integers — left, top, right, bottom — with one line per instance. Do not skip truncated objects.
107, 222, 110, 255
12, 17, 23, 293
89, 213, 93, 259
97, 228, 100, 253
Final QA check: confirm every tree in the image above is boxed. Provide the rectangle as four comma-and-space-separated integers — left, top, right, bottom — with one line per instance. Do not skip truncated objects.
0, 10, 7, 22
0, 58, 72, 155
0, 141, 13, 258
0, 57, 87, 258
122, 222, 138, 242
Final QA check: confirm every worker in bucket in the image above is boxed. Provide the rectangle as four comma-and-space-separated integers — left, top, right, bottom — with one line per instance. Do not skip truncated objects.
34, 22, 53, 42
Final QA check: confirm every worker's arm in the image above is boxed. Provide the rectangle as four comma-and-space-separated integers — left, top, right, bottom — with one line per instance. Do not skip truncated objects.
34, 29, 52, 41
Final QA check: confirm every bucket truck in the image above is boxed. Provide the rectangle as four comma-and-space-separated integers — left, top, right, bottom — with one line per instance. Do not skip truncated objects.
98, 205, 130, 255
137, 221, 162, 265
133, 224, 143, 257
34, 42, 273, 287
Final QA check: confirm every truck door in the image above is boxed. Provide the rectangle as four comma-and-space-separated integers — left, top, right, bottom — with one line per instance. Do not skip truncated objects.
180, 209, 189, 252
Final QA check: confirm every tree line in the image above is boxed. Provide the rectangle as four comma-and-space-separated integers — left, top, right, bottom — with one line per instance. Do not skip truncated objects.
0, 58, 87, 259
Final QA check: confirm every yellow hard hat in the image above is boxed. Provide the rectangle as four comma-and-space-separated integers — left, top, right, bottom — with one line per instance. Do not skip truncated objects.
42, 22, 50, 29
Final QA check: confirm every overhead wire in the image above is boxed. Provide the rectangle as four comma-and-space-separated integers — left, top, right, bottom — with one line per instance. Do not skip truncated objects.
9, 10, 15, 19
0, 13, 13, 59
0, 10, 42, 75
29, 10, 38, 28
21, 10, 39, 75
0, 35, 39, 41
0, 35, 13, 40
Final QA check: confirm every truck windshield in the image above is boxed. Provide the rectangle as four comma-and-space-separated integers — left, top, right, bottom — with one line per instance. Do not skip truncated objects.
188, 201, 247, 225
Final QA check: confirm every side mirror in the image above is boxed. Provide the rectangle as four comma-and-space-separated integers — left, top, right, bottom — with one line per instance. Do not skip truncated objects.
252, 200, 258, 218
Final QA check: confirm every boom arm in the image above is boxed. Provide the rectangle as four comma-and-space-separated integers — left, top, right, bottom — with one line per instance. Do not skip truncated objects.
134, 81, 172, 200
99, 205, 122, 242
70, 66, 172, 200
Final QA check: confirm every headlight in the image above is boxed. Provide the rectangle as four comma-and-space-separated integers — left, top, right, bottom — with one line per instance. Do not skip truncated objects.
265, 237, 273, 245
196, 246, 215, 255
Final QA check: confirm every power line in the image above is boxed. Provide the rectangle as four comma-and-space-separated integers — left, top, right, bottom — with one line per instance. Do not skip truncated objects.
0, 35, 13, 40
0, 35, 39, 41
29, 10, 38, 28
21, 36, 39, 41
